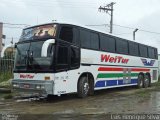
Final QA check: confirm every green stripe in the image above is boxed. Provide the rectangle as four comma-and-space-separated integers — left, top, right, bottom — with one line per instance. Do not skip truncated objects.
97, 73, 138, 78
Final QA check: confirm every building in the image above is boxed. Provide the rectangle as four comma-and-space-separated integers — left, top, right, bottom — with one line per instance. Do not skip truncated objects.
158, 54, 160, 76
0, 22, 3, 55
0, 44, 15, 58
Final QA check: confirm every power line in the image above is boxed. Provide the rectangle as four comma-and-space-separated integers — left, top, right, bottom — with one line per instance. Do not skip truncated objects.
3, 26, 24, 29
113, 24, 160, 35
86, 24, 110, 27
6, 0, 98, 5
0, 37, 19, 40
2, 0, 98, 8
3, 23, 30, 26
8, 3, 97, 9
86, 24, 160, 35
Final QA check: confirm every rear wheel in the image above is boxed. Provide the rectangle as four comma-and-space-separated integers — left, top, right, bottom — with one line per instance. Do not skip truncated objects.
77, 76, 89, 98
143, 74, 150, 88
137, 74, 144, 88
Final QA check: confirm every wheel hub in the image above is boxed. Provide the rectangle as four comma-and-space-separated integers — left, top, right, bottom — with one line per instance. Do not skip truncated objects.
84, 82, 89, 95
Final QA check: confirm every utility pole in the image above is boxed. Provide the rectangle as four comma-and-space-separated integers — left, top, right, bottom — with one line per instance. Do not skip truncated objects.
99, 2, 116, 33
0, 22, 3, 55
11, 37, 14, 59
133, 28, 138, 41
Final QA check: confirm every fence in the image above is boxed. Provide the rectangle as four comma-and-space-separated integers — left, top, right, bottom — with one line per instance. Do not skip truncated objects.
0, 52, 14, 83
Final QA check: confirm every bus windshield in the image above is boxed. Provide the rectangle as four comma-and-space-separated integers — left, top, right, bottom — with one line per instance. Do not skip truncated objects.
14, 40, 54, 72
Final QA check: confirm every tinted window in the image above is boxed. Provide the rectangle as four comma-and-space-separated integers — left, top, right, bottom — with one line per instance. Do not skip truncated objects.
59, 26, 73, 43
73, 27, 79, 46
71, 46, 80, 68
100, 34, 115, 52
57, 46, 68, 65
116, 38, 128, 54
90, 32, 99, 50
139, 45, 148, 58
47, 44, 54, 57
148, 47, 155, 59
80, 29, 90, 48
129, 42, 139, 56
154, 48, 158, 59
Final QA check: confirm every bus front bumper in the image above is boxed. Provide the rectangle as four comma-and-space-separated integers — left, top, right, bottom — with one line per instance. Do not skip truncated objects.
11, 79, 54, 97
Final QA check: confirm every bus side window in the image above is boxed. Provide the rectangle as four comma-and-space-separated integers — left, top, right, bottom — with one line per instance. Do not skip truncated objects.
90, 32, 99, 50
139, 45, 148, 58
100, 34, 115, 53
154, 48, 158, 59
70, 46, 80, 69
116, 38, 128, 55
80, 29, 90, 48
128, 42, 139, 56
73, 27, 80, 46
148, 47, 155, 59
59, 26, 73, 43
56, 45, 69, 71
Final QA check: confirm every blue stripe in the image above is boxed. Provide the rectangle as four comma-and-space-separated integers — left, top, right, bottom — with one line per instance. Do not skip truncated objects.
107, 80, 117, 86
118, 80, 123, 85
95, 81, 105, 87
95, 79, 138, 88
131, 79, 138, 84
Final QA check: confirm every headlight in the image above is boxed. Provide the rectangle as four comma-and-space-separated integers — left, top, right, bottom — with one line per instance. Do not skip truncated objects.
35, 85, 45, 89
41, 85, 45, 89
36, 85, 41, 89
13, 83, 19, 88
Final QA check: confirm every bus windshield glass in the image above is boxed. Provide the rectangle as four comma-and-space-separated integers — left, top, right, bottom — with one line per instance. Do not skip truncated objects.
20, 24, 57, 41
14, 40, 54, 72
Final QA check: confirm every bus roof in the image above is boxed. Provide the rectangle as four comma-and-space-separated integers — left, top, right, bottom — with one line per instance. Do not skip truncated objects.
23, 22, 157, 49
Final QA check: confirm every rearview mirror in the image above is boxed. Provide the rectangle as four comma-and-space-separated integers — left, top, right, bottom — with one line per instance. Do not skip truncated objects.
41, 39, 55, 57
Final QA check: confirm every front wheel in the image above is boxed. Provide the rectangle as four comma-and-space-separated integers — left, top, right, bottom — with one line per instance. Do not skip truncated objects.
77, 76, 89, 98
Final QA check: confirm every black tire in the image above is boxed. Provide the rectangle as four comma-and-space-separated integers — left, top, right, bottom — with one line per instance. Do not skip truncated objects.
143, 74, 150, 88
137, 74, 144, 88
88, 77, 94, 96
77, 76, 89, 98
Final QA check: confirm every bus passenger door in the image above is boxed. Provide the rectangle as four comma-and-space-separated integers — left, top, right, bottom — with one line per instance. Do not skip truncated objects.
54, 43, 70, 94
123, 68, 131, 84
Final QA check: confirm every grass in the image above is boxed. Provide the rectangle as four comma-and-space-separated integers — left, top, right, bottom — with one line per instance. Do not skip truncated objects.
134, 81, 160, 98
0, 72, 13, 88
3, 94, 13, 99
0, 93, 13, 99
0, 72, 13, 83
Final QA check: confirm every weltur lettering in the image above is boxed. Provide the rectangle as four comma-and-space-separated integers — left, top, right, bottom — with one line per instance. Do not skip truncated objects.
20, 74, 34, 79
101, 54, 129, 64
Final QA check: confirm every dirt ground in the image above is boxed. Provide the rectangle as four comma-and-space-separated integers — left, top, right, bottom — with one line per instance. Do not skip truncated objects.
0, 85, 160, 119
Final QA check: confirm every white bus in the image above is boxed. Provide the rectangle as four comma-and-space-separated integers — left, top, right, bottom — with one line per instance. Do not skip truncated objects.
12, 23, 158, 98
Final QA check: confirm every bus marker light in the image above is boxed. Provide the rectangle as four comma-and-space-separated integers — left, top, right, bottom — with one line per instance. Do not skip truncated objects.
45, 76, 50, 80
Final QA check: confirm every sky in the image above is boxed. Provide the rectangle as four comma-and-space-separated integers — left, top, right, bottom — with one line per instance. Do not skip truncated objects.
0, 0, 160, 52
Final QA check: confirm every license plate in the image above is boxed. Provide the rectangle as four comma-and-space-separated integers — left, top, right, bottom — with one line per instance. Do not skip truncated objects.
24, 84, 30, 88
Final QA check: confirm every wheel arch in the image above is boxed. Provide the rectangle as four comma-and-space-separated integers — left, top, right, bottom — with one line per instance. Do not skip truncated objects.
139, 72, 144, 76
77, 72, 95, 87
77, 72, 95, 93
